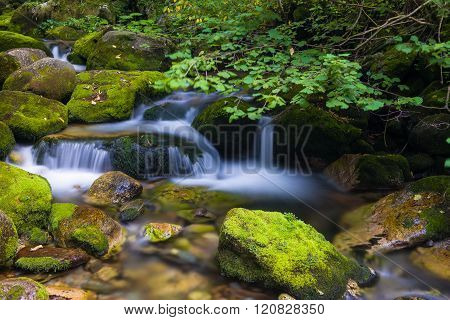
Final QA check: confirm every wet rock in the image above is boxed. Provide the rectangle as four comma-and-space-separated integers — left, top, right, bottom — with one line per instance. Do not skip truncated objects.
333, 176, 450, 254
6, 150, 23, 164
144, 223, 183, 243
0, 90, 68, 142
50, 203, 126, 259
86, 171, 143, 206
0, 277, 48, 300
278, 293, 295, 300
410, 239, 450, 280
46, 26, 85, 41
184, 224, 216, 234
3, 58, 77, 102
324, 154, 412, 191
86, 30, 173, 71
67, 70, 165, 123
95, 266, 120, 282
410, 114, 450, 156
0, 121, 15, 160
218, 208, 372, 299
0, 162, 52, 235
119, 199, 146, 222
0, 31, 50, 54
0, 210, 18, 266
177, 208, 217, 223
15, 246, 90, 273
407, 153, 435, 175
47, 285, 94, 300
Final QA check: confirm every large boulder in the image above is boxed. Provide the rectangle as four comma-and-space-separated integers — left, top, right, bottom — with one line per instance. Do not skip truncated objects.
0, 31, 50, 54
0, 277, 48, 300
86, 171, 143, 205
218, 208, 373, 299
67, 70, 165, 123
0, 48, 47, 86
46, 25, 85, 41
86, 31, 173, 71
0, 91, 68, 141
324, 154, 412, 191
410, 239, 449, 280
50, 203, 125, 259
68, 29, 109, 64
272, 106, 362, 169
0, 162, 52, 235
0, 121, 15, 160
8, 1, 54, 36
0, 210, 18, 266
409, 114, 450, 156
333, 176, 450, 254
3, 57, 77, 102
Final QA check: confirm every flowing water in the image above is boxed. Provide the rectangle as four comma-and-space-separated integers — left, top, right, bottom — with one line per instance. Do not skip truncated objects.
5, 46, 448, 299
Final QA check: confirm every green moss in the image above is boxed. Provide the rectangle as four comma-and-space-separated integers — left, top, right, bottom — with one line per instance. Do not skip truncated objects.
46, 26, 85, 41
0, 11, 13, 30
144, 223, 182, 243
0, 121, 15, 160
370, 44, 417, 78
0, 91, 68, 142
0, 162, 52, 235
49, 203, 77, 232
0, 31, 50, 54
0, 51, 20, 85
71, 226, 109, 257
69, 30, 105, 63
421, 82, 447, 109
408, 176, 450, 194
0, 277, 49, 300
0, 211, 18, 266
15, 257, 71, 273
219, 208, 371, 299
28, 227, 48, 245
67, 70, 165, 123
419, 207, 449, 239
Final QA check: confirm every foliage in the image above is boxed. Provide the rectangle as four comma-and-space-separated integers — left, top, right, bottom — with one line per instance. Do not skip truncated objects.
115, 12, 163, 36
39, 16, 108, 33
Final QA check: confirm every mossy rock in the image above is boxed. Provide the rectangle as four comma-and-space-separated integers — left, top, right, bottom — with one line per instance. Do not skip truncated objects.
409, 114, 450, 156
86, 171, 143, 206
192, 97, 258, 159
67, 70, 165, 123
15, 246, 90, 273
0, 121, 15, 160
0, 162, 52, 235
273, 106, 362, 168
50, 203, 125, 259
119, 199, 146, 222
333, 176, 450, 254
7, 1, 53, 36
46, 25, 85, 41
0, 31, 50, 54
407, 153, 435, 174
86, 30, 173, 71
0, 277, 48, 300
68, 29, 108, 64
421, 82, 448, 109
409, 239, 450, 280
0, 90, 68, 142
324, 154, 412, 191
370, 45, 417, 79
218, 208, 373, 299
3, 58, 77, 102
0, 48, 47, 86
144, 223, 183, 243
0, 11, 13, 30
0, 210, 18, 266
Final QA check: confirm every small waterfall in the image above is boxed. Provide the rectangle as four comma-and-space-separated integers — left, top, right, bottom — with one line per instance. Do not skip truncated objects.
33, 141, 112, 172
50, 43, 86, 72
258, 116, 274, 169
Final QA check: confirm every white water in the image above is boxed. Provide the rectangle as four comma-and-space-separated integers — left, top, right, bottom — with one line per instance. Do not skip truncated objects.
50, 44, 86, 72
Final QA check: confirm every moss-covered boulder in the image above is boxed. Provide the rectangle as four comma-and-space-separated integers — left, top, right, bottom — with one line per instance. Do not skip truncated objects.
0, 31, 50, 54
144, 223, 183, 243
0, 277, 48, 300
273, 106, 362, 168
67, 70, 164, 123
0, 48, 47, 86
410, 239, 449, 280
46, 25, 85, 41
86, 31, 173, 71
0, 121, 15, 160
15, 246, 90, 273
68, 29, 109, 64
0, 91, 68, 141
0, 10, 13, 30
0, 162, 52, 235
3, 58, 76, 102
370, 45, 417, 79
8, 1, 53, 36
50, 203, 125, 259
324, 154, 412, 191
407, 153, 435, 174
86, 171, 143, 205
333, 176, 450, 254
192, 97, 258, 159
0, 210, 18, 266
218, 208, 373, 299
409, 114, 450, 156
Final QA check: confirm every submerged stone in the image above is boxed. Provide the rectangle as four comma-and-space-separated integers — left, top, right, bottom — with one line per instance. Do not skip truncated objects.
0, 210, 18, 266
0, 277, 49, 300
410, 239, 450, 280
119, 199, 146, 222
0, 121, 15, 160
46, 285, 94, 300
86, 171, 143, 206
15, 246, 90, 273
0, 31, 50, 54
0, 162, 52, 235
218, 208, 372, 299
333, 176, 450, 254
50, 204, 125, 259
0, 90, 68, 142
324, 154, 412, 191
3, 58, 77, 102
144, 223, 183, 243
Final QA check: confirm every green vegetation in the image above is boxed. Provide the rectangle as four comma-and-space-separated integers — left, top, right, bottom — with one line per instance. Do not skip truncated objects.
0, 121, 15, 160
71, 226, 109, 257
0, 31, 50, 54
0, 211, 18, 266
0, 277, 49, 300
15, 257, 71, 273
